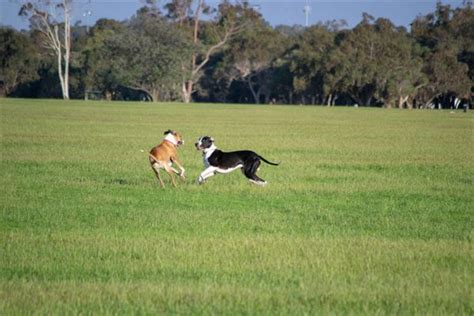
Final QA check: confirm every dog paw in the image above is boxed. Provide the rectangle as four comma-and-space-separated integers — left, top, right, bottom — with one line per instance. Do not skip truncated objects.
249, 179, 267, 186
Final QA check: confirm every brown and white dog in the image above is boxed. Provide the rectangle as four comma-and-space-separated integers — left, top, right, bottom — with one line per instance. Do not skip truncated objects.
149, 130, 185, 187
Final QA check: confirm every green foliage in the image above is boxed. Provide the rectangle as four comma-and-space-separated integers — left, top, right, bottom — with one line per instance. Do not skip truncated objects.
287, 3, 473, 107
80, 19, 125, 98
80, 11, 191, 102
412, 2, 473, 101
313, 18, 424, 107
0, 27, 39, 95
1, 99, 473, 314
422, 47, 471, 99
120, 8, 191, 101
290, 24, 336, 99
216, 9, 286, 103
7, 1, 474, 106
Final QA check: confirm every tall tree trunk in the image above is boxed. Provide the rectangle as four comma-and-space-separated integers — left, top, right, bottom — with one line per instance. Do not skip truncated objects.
105, 91, 112, 101
63, 1, 70, 100
180, 0, 237, 103
56, 40, 67, 99
181, 0, 202, 104
247, 76, 259, 104
349, 93, 363, 107
24, 0, 71, 100
365, 96, 373, 107
182, 81, 193, 103
327, 93, 332, 106
53, 1, 71, 100
151, 88, 160, 102
398, 95, 408, 109
264, 93, 270, 104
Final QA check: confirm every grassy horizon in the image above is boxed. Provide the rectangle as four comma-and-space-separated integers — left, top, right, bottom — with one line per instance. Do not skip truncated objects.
1, 98, 473, 314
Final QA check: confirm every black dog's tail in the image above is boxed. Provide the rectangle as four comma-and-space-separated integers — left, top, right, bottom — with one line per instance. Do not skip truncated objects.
258, 155, 280, 166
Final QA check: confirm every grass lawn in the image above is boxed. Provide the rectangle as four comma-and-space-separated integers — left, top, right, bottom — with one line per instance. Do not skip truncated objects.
1, 98, 473, 314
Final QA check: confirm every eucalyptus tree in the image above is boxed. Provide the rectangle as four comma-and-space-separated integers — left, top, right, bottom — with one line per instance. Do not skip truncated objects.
165, 0, 249, 103
0, 27, 39, 96
290, 24, 337, 105
80, 19, 125, 100
116, 7, 191, 102
368, 19, 427, 108
411, 1, 473, 106
19, 0, 72, 99
328, 15, 426, 108
451, 1, 474, 82
418, 47, 471, 106
328, 14, 380, 106
215, 9, 283, 104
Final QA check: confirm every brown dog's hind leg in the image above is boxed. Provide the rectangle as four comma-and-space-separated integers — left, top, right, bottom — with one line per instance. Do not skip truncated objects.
151, 163, 165, 188
163, 164, 177, 187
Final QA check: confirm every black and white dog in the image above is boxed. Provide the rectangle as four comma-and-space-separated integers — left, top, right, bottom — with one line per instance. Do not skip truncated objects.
195, 136, 279, 186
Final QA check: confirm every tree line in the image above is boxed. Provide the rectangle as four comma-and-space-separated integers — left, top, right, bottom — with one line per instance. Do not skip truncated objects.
1, 0, 473, 108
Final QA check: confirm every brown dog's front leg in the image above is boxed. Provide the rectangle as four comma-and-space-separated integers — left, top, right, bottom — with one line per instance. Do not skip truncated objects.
173, 158, 186, 180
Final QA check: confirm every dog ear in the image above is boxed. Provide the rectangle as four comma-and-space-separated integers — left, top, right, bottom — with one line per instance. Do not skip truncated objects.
163, 130, 173, 135
210, 137, 214, 142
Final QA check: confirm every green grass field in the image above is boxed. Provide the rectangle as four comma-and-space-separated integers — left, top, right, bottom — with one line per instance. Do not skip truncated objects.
1, 98, 473, 314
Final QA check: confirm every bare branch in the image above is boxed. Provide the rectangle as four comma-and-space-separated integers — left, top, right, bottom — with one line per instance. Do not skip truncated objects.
192, 24, 236, 77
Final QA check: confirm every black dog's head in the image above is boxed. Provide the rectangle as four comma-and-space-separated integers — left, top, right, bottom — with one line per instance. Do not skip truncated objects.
195, 136, 214, 151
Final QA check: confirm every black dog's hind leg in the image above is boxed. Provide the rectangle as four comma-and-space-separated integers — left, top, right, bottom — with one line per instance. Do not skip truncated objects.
243, 158, 266, 185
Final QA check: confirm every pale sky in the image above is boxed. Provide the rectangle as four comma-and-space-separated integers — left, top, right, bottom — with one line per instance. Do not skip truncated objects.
0, 0, 466, 31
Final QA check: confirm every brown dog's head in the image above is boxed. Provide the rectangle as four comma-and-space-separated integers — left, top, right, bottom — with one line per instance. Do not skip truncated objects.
164, 130, 184, 146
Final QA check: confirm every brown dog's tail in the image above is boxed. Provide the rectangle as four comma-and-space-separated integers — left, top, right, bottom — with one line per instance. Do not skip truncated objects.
258, 155, 280, 166
148, 153, 159, 163
142, 149, 160, 164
